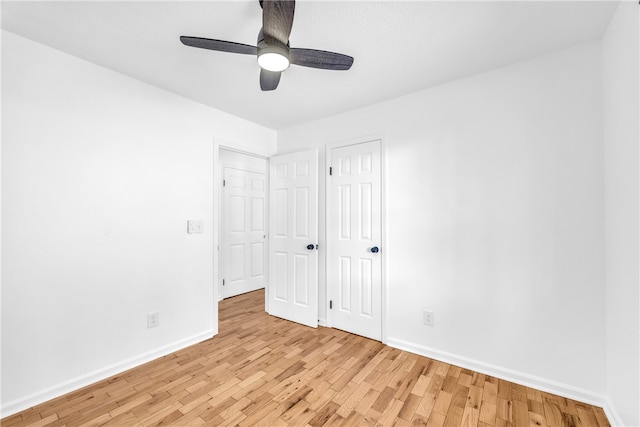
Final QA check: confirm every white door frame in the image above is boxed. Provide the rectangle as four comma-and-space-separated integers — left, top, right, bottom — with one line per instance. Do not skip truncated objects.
325, 134, 387, 343
213, 139, 271, 324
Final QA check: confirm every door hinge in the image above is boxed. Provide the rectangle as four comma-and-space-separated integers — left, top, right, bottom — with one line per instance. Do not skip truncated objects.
223, 179, 226, 187
222, 279, 225, 286
329, 167, 332, 176
329, 300, 333, 309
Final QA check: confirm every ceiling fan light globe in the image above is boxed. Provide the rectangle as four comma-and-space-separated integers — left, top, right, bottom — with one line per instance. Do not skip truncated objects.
258, 52, 289, 72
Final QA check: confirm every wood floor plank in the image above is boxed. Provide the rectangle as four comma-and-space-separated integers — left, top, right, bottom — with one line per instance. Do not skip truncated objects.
354, 387, 382, 416
414, 391, 438, 421
512, 399, 530, 426
335, 381, 370, 418
542, 399, 562, 427
593, 407, 611, 427
398, 392, 422, 421
529, 409, 549, 427
427, 410, 447, 427
576, 405, 600, 427
483, 380, 499, 405
308, 401, 340, 427
23, 413, 58, 427
2, 290, 610, 427
461, 405, 480, 427
471, 372, 486, 388
432, 390, 454, 418
377, 398, 404, 425
479, 401, 497, 426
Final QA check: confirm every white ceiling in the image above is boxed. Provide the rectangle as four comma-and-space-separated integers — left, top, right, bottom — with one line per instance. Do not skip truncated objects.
1, 1, 617, 130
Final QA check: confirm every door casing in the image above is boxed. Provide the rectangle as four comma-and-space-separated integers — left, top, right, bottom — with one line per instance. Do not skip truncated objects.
214, 139, 272, 322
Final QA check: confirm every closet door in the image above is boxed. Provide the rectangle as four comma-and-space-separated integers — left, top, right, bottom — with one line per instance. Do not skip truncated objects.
221, 167, 266, 299
328, 140, 382, 340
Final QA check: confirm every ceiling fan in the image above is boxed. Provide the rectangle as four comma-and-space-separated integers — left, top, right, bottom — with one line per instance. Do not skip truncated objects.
180, 0, 354, 91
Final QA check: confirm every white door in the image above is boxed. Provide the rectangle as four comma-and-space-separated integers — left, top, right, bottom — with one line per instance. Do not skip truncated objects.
221, 167, 267, 299
268, 149, 318, 328
328, 140, 382, 340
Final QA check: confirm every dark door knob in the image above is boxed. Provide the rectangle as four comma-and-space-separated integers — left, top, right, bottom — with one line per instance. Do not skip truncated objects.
306, 244, 315, 250
370, 246, 379, 253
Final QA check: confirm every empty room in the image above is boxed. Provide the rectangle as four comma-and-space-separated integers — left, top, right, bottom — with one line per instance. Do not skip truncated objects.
1, 1, 639, 426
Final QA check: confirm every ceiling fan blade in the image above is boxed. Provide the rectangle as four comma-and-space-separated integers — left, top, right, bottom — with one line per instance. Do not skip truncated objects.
260, 69, 281, 91
262, 0, 295, 46
290, 48, 354, 70
180, 36, 257, 55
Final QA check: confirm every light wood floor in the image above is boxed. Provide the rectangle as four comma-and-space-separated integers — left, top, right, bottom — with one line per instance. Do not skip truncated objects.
3, 289, 609, 427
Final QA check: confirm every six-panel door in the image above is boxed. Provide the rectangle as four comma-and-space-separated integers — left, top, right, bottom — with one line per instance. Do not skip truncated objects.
268, 149, 319, 328
329, 140, 382, 340
222, 167, 267, 299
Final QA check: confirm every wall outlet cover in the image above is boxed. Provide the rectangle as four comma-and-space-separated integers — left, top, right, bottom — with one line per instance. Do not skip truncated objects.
147, 312, 159, 328
423, 309, 435, 326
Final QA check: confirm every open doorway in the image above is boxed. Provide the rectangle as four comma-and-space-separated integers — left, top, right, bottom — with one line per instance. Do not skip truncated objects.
218, 148, 268, 302
213, 141, 384, 342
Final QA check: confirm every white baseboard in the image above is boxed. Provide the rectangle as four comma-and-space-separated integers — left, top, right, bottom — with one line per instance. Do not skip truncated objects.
602, 398, 625, 427
1, 330, 216, 418
386, 337, 609, 410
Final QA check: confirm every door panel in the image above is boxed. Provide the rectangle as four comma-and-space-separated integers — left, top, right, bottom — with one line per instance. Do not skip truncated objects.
251, 242, 265, 276
268, 150, 318, 328
229, 244, 245, 280
222, 167, 266, 299
329, 140, 382, 340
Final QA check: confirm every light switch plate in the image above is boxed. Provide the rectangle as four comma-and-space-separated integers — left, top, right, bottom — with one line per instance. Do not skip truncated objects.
187, 220, 203, 234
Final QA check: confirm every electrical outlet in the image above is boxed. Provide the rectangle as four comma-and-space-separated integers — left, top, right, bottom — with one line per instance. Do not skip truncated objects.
423, 309, 435, 326
147, 312, 159, 328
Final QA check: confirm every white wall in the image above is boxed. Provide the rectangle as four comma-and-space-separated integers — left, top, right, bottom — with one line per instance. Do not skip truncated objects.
278, 42, 607, 402
1, 30, 276, 415
602, 3, 640, 426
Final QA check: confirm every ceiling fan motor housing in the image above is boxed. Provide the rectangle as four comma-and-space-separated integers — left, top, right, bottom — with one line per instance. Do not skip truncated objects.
257, 29, 290, 71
